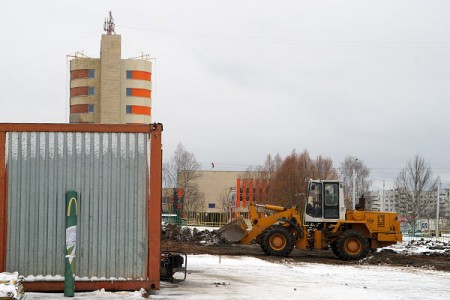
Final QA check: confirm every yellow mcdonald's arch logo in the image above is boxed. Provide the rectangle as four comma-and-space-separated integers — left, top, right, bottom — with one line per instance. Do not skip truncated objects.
67, 197, 78, 216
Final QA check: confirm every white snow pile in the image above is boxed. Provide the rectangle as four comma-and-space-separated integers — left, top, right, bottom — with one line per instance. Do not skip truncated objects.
0, 272, 25, 299
27, 288, 147, 299
380, 239, 450, 256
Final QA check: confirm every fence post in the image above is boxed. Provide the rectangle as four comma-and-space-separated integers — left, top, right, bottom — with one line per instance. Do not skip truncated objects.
65, 191, 78, 297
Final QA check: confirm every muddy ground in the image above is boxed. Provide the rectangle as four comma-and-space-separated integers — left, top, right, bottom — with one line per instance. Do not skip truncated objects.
161, 225, 450, 272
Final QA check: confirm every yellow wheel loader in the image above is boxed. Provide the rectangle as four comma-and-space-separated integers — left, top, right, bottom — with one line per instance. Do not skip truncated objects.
217, 180, 402, 261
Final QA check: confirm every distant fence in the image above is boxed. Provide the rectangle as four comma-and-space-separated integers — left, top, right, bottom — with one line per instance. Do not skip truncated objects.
402, 231, 450, 243
163, 210, 258, 228
162, 210, 229, 228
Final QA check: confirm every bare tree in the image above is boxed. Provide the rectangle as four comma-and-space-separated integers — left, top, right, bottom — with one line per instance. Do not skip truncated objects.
264, 154, 282, 178
270, 151, 297, 207
395, 155, 437, 234
270, 150, 315, 208
263, 153, 282, 202
163, 143, 204, 214
235, 154, 283, 204
239, 164, 268, 182
312, 155, 338, 180
339, 156, 371, 209
217, 188, 234, 214
264, 150, 339, 210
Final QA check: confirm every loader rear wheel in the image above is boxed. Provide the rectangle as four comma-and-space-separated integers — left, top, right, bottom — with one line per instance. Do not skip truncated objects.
260, 226, 294, 257
335, 230, 369, 261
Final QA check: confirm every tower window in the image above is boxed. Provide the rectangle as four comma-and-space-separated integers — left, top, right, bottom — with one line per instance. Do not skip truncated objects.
88, 87, 94, 95
126, 70, 132, 79
88, 104, 94, 113
126, 88, 132, 96
88, 69, 95, 78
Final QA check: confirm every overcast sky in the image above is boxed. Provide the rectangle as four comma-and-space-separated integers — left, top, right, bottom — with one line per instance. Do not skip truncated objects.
1, 0, 450, 190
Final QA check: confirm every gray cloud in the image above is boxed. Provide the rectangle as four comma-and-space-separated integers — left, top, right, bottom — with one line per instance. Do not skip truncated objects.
1, 0, 450, 189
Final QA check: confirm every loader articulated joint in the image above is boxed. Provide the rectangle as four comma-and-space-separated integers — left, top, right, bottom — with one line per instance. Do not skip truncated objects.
278, 218, 304, 239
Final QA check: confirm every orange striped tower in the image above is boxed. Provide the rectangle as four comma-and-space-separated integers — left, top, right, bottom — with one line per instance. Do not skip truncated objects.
69, 13, 153, 124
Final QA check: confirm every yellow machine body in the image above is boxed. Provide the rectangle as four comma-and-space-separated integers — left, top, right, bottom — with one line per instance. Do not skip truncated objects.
218, 180, 402, 261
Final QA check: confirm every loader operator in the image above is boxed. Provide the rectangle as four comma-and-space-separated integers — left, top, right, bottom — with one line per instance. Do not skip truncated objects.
306, 182, 322, 218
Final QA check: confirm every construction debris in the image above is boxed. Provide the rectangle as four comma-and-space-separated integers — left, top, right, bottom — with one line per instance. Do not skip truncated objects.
162, 224, 232, 245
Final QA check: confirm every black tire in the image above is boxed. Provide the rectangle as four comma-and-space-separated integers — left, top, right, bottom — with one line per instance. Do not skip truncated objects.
260, 226, 275, 255
260, 225, 295, 257
330, 242, 339, 258
335, 230, 369, 261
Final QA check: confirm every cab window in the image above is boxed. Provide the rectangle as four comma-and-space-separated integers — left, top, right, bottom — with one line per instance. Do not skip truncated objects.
306, 182, 322, 218
323, 183, 339, 219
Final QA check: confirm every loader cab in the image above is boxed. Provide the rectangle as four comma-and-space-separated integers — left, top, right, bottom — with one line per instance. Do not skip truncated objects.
304, 180, 345, 223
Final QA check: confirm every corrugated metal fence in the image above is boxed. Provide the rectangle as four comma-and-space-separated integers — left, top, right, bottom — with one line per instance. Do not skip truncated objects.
0, 123, 163, 292
5, 131, 149, 279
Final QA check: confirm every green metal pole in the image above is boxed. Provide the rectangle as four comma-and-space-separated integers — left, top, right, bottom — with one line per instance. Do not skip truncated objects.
64, 191, 78, 297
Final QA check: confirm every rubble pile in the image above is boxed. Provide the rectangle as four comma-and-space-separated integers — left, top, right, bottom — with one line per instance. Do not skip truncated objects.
381, 239, 450, 256
404, 239, 450, 255
162, 224, 231, 246
0, 272, 25, 300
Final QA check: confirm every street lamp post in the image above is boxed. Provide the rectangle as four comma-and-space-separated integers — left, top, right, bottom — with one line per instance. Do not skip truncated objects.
436, 177, 440, 238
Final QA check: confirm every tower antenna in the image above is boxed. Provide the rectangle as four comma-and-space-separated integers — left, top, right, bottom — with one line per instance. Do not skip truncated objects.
104, 11, 116, 35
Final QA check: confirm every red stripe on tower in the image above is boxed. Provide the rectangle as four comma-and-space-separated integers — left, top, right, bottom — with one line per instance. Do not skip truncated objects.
132, 71, 151, 81
70, 69, 89, 80
70, 87, 88, 97
70, 104, 89, 114
131, 88, 151, 98
131, 106, 151, 116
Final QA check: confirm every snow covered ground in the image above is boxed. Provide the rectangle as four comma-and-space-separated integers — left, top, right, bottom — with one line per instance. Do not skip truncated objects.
26, 253, 450, 300
16, 238, 450, 299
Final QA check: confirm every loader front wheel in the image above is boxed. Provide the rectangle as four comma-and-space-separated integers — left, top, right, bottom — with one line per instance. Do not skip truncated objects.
335, 230, 369, 261
260, 226, 295, 257
330, 242, 339, 257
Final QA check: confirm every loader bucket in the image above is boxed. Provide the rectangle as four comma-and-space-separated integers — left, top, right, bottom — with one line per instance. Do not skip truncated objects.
217, 216, 248, 242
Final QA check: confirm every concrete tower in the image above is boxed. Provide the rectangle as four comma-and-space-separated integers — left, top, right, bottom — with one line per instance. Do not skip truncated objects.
69, 12, 152, 124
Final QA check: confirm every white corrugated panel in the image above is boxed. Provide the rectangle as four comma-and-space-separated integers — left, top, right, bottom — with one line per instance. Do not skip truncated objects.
6, 132, 149, 279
